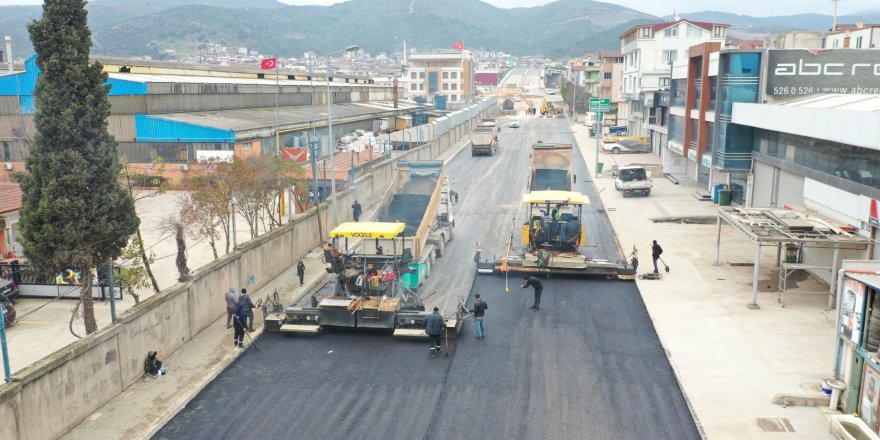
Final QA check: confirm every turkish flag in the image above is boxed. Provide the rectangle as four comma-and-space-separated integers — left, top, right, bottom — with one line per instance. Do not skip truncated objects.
452, 42, 464, 51
260, 57, 277, 70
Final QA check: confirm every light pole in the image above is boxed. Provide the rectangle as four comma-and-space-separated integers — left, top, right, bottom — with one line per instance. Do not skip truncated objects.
325, 45, 360, 225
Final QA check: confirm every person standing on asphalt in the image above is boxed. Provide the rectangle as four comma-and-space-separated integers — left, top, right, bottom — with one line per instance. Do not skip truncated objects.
352, 200, 362, 222
239, 288, 256, 332
472, 293, 488, 338
651, 240, 663, 274
297, 260, 306, 286
232, 305, 246, 348
225, 286, 237, 329
425, 307, 444, 357
521, 276, 543, 311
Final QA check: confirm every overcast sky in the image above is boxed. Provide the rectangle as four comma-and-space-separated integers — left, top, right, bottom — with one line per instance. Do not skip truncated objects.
0, 0, 876, 18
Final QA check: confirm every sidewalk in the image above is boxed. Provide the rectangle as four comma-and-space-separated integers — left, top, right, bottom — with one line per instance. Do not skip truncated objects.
571, 123, 836, 440
61, 249, 329, 440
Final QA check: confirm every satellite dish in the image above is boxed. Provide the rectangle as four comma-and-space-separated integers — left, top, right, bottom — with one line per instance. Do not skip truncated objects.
856, 21, 864, 29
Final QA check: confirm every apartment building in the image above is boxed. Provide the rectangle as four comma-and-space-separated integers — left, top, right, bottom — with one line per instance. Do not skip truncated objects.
598, 52, 625, 126
824, 23, 880, 49
402, 50, 474, 105
619, 19, 729, 139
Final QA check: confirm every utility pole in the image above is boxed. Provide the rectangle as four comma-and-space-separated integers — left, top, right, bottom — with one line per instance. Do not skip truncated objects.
831, 0, 845, 31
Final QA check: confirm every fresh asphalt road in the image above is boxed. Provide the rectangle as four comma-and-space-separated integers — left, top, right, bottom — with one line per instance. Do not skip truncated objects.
155, 110, 700, 439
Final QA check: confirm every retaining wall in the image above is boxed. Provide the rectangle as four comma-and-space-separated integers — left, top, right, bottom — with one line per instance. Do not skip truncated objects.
0, 96, 496, 440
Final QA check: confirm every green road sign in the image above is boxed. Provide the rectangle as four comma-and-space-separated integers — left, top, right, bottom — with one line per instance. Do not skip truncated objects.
589, 98, 610, 112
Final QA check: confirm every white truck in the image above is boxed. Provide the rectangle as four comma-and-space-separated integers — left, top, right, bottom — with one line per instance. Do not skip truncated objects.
614, 165, 652, 197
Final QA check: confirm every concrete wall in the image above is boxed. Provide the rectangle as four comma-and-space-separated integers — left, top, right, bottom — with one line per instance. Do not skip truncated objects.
0, 96, 495, 440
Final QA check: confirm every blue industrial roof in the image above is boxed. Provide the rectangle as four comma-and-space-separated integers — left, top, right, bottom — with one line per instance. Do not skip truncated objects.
0, 54, 147, 96
135, 114, 235, 143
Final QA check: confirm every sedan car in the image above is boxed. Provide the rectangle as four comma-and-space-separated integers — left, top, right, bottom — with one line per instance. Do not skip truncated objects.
0, 277, 19, 301
508, 119, 520, 128
1, 295, 14, 327
601, 142, 627, 154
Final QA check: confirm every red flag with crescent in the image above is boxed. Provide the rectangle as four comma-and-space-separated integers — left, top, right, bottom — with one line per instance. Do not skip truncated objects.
260, 57, 277, 70
452, 42, 464, 51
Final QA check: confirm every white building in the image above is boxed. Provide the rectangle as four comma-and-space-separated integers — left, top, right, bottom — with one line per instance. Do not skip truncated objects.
824, 23, 880, 49
619, 19, 729, 137
400, 50, 474, 104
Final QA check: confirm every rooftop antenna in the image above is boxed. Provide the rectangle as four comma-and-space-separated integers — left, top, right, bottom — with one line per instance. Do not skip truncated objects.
831, 0, 845, 31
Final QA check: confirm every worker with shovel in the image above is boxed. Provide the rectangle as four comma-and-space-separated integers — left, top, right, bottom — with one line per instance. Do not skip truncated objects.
651, 240, 664, 274
425, 307, 444, 357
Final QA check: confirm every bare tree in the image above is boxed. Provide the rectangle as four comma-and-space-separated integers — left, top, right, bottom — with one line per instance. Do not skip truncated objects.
120, 160, 171, 295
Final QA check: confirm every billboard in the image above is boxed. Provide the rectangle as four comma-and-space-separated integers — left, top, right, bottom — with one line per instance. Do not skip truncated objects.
196, 150, 234, 164
766, 49, 880, 102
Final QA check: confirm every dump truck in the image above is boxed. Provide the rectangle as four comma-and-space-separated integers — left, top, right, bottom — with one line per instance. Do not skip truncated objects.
528, 142, 573, 192
474, 190, 636, 279
471, 118, 498, 156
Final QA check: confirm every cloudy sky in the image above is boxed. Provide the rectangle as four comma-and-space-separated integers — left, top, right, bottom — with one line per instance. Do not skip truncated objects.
0, 0, 876, 17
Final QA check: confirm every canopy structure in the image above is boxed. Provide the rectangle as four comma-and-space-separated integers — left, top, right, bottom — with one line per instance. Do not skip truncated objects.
329, 222, 405, 239
523, 191, 591, 206
714, 207, 870, 309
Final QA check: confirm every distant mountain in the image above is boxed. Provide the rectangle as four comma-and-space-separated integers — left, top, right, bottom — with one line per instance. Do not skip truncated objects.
668, 10, 880, 36
1, 0, 654, 59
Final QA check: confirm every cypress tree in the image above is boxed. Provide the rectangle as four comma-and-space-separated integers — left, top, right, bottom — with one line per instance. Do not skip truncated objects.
20, 0, 139, 334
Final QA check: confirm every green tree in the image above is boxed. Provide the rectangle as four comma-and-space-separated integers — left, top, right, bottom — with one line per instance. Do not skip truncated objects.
20, 0, 139, 335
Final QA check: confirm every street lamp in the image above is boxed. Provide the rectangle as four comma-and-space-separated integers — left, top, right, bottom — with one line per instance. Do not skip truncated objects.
325, 45, 360, 225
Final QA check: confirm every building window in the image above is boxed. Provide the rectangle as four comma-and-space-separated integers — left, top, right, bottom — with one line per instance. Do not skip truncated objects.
442, 71, 449, 79
856, 36, 863, 48
603, 72, 612, 80
663, 26, 678, 37
419, 72, 425, 79
662, 50, 677, 64
451, 83, 457, 90
241, 142, 252, 151
411, 84, 417, 91
410, 72, 417, 79
442, 83, 449, 91
659, 77, 670, 87
832, 39, 839, 48
450, 72, 457, 79
419, 84, 424, 90
687, 25, 703, 38
712, 26, 724, 38
640, 27, 652, 38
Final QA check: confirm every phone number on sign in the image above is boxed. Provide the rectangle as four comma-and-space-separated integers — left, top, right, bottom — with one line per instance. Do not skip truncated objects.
772, 86, 815, 95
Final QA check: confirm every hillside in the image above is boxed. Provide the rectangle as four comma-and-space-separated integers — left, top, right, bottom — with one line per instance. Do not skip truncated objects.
669, 10, 880, 36
1, 0, 654, 59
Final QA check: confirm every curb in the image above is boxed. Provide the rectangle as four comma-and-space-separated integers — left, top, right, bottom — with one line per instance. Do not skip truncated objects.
141, 271, 328, 440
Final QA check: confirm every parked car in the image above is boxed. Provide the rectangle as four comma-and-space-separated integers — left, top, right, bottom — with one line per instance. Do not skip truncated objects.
508, 119, 520, 128
1, 295, 14, 327
0, 277, 18, 301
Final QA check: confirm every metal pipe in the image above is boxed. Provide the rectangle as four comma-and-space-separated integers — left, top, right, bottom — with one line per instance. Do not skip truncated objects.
714, 216, 722, 265
829, 245, 840, 309
749, 242, 761, 308
0, 301, 9, 383
833, 268, 846, 378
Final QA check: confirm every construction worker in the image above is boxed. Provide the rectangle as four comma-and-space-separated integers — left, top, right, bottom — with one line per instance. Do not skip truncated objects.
472, 293, 488, 338
297, 260, 306, 286
352, 200, 362, 222
521, 276, 543, 311
425, 307, 444, 357
239, 288, 256, 332
651, 240, 663, 274
224, 286, 238, 329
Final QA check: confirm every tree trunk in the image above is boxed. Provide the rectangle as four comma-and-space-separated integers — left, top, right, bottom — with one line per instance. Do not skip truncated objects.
208, 235, 218, 259
79, 268, 98, 334
136, 228, 161, 294
176, 225, 190, 282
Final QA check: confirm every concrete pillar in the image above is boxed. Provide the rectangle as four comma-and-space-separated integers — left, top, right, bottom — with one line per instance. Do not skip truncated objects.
749, 241, 761, 309
829, 245, 840, 309
714, 216, 722, 265
776, 243, 782, 268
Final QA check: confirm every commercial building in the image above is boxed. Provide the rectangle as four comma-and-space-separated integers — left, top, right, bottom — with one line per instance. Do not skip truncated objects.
402, 50, 474, 105
0, 55, 414, 182
619, 18, 729, 139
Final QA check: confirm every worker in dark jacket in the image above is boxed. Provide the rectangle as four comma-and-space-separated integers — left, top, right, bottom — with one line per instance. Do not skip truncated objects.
352, 200, 362, 222
239, 288, 256, 331
651, 240, 663, 274
425, 307, 445, 357
472, 293, 488, 338
232, 305, 247, 348
521, 276, 544, 311
297, 260, 306, 286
